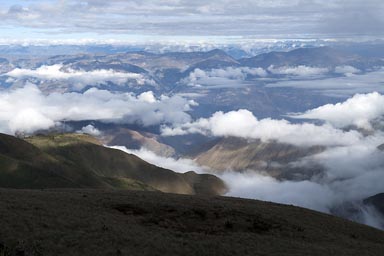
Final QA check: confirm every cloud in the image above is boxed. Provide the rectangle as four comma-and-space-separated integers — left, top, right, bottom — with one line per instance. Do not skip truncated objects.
0, 84, 194, 134
111, 146, 207, 173
334, 65, 360, 76
268, 65, 329, 77
2, 1, 382, 39
8, 108, 55, 134
137, 91, 156, 103
294, 92, 384, 130
221, 154, 384, 229
110, 135, 384, 229
184, 67, 267, 88
161, 109, 363, 146
78, 124, 101, 136
4, 64, 156, 90
221, 171, 335, 212
320, 1, 384, 37
158, 92, 384, 228
266, 68, 384, 97
103, 90, 384, 230
110, 145, 335, 213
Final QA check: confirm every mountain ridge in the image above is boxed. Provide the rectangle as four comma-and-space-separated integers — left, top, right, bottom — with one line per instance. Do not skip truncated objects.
0, 133, 227, 195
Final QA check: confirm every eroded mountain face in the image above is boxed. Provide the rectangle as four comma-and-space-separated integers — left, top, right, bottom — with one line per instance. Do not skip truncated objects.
192, 137, 325, 180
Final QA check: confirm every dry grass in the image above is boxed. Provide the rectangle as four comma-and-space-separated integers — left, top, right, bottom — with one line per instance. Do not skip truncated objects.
0, 189, 383, 256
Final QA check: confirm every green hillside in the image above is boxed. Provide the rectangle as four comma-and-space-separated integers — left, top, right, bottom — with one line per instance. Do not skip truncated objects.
0, 133, 226, 195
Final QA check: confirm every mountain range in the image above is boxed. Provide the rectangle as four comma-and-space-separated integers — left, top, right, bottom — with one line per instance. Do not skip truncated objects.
0, 44, 384, 253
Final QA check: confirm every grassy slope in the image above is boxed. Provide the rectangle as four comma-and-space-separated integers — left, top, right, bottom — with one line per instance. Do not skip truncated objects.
0, 133, 226, 195
0, 133, 79, 188
0, 189, 383, 256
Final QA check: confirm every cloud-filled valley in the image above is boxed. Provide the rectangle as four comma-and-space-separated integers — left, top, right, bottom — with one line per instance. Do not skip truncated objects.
294, 92, 384, 130
111, 91, 384, 229
111, 130, 384, 229
0, 44, 384, 230
160, 108, 365, 147
4, 64, 156, 91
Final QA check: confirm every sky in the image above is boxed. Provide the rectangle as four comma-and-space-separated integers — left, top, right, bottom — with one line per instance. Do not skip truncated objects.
0, 0, 383, 44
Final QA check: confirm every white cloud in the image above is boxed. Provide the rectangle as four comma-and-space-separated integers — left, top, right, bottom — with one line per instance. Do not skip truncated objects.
110, 136, 384, 229
1, 0, 383, 38
8, 108, 56, 133
184, 67, 267, 88
4, 64, 156, 90
267, 65, 329, 76
334, 65, 360, 76
137, 91, 156, 103
78, 124, 101, 136
111, 146, 207, 173
221, 171, 335, 212
294, 92, 384, 130
266, 68, 384, 97
161, 109, 362, 146
0, 84, 193, 134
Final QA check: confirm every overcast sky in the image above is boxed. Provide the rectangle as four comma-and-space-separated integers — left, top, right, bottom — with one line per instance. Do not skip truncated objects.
0, 0, 383, 43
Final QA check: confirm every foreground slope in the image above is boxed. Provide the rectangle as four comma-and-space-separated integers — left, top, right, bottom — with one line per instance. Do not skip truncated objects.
0, 133, 226, 195
0, 189, 383, 256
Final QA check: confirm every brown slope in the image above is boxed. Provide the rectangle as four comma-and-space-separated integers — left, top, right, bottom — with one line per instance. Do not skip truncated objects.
0, 189, 383, 256
194, 137, 325, 180
100, 127, 176, 157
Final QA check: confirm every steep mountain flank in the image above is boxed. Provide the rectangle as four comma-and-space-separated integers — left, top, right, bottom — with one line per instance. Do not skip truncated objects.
194, 137, 324, 180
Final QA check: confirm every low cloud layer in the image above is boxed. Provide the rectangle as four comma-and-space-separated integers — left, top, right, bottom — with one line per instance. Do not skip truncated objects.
334, 65, 361, 76
78, 124, 101, 136
184, 67, 267, 89
156, 91, 384, 230
183, 65, 362, 89
0, 84, 194, 134
223, 133, 384, 229
267, 65, 329, 77
161, 109, 363, 146
4, 64, 156, 90
294, 92, 384, 130
267, 68, 384, 97
111, 135, 384, 229
111, 146, 207, 174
